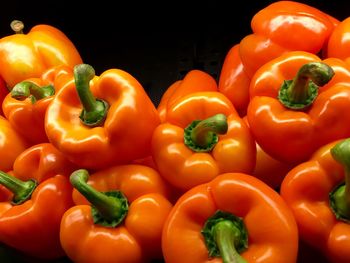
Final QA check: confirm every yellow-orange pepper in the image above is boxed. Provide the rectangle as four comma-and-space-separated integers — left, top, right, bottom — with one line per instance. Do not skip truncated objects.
0, 20, 82, 88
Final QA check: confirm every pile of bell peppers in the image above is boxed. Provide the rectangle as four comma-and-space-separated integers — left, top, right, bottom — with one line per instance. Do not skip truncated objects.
2, 1, 350, 262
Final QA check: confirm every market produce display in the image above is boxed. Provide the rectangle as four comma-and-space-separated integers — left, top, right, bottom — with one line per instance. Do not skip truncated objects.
1, 1, 350, 262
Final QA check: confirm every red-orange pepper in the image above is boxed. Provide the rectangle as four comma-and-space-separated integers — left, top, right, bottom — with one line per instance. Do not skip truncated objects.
280, 138, 350, 262
0, 20, 82, 88
45, 64, 160, 169
247, 51, 350, 164
162, 173, 298, 263
0, 116, 28, 172
157, 70, 218, 122
240, 1, 338, 78
13, 143, 77, 183
327, 17, 350, 63
218, 44, 251, 116
0, 169, 73, 259
61, 165, 173, 262
0, 143, 76, 259
2, 65, 73, 145
152, 91, 256, 192
219, 1, 339, 116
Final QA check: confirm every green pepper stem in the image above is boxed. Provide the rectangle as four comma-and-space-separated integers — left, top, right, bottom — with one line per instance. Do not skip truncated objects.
202, 210, 248, 262
278, 62, 334, 110
10, 20, 24, 34
11, 81, 54, 103
184, 114, 228, 152
214, 220, 247, 263
0, 171, 37, 205
74, 64, 109, 127
330, 139, 350, 219
191, 114, 228, 146
70, 169, 127, 227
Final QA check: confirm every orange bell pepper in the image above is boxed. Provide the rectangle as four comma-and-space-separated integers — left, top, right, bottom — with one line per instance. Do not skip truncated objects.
327, 17, 350, 63
218, 44, 250, 117
0, 116, 28, 172
2, 65, 73, 145
219, 1, 338, 116
157, 70, 218, 122
152, 91, 256, 192
45, 64, 160, 169
240, 1, 338, 78
0, 20, 82, 88
162, 173, 298, 263
61, 165, 173, 262
247, 51, 350, 164
242, 116, 293, 190
280, 138, 350, 262
13, 143, 77, 183
0, 171, 73, 259
0, 76, 8, 116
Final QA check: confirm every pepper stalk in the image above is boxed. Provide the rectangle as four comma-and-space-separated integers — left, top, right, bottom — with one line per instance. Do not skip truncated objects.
330, 138, 350, 221
70, 169, 128, 227
278, 62, 334, 110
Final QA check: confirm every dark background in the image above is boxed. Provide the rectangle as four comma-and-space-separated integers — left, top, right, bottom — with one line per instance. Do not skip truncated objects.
1, 0, 349, 106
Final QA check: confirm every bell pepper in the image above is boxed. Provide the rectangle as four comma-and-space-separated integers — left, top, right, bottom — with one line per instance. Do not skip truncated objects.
219, 1, 339, 116
61, 165, 173, 262
2, 65, 73, 145
240, 1, 338, 78
45, 64, 160, 169
327, 17, 350, 63
152, 91, 256, 192
162, 172, 298, 263
0, 171, 73, 259
157, 69, 218, 122
0, 116, 28, 172
0, 20, 82, 88
247, 51, 350, 164
13, 143, 77, 183
0, 76, 8, 116
280, 138, 350, 262
218, 44, 251, 117
242, 117, 293, 190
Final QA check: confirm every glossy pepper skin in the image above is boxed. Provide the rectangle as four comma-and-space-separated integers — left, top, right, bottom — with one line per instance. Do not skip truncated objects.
218, 44, 250, 117
13, 143, 77, 183
45, 64, 160, 169
247, 51, 350, 164
219, 1, 339, 115
0, 172, 73, 259
327, 17, 350, 63
162, 173, 298, 263
242, 117, 293, 189
0, 76, 8, 116
157, 70, 218, 122
0, 116, 28, 172
280, 139, 350, 262
0, 20, 82, 88
240, 1, 338, 78
152, 91, 256, 192
2, 65, 73, 145
61, 165, 173, 263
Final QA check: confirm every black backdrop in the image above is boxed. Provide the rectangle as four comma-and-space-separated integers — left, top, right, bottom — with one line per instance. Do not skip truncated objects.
0, 0, 349, 106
